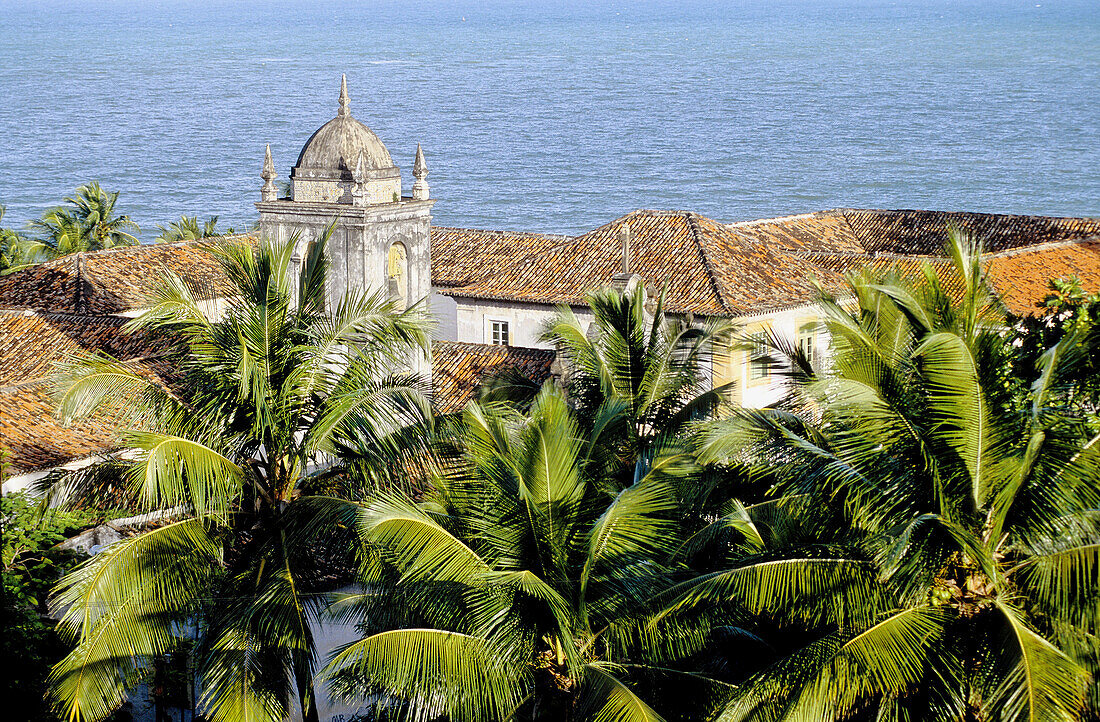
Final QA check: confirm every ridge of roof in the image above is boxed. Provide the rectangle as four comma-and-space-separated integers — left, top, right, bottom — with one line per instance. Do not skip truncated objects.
725, 210, 833, 228
684, 213, 734, 315
980, 234, 1100, 259
431, 225, 570, 241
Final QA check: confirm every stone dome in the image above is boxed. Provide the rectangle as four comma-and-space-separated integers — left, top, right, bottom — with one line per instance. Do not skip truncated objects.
291, 76, 398, 182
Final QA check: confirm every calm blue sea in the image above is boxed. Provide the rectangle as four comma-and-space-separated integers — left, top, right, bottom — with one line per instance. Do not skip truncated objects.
0, 0, 1097, 238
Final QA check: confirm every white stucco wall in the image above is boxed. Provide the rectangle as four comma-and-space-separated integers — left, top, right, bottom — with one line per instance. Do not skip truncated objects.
440, 295, 837, 410
429, 290, 458, 341
449, 296, 595, 349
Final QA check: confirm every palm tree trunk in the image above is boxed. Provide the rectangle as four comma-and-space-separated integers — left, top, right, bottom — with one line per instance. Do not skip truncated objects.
295, 667, 319, 722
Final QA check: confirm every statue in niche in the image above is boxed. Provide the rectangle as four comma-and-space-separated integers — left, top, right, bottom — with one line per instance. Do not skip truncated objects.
387, 242, 408, 310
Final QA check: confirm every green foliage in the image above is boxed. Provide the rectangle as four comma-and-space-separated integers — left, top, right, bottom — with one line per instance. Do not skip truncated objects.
44, 224, 433, 722
540, 282, 735, 490
1, 183, 140, 274
1008, 275, 1100, 422
1, 184, 139, 272
30, 182, 140, 257
154, 214, 220, 243
2, 491, 105, 609
697, 231, 1100, 722
1, 203, 42, 273
24, 230, 1100, 722
323, 284, 739, 722
1, 491, 117, 722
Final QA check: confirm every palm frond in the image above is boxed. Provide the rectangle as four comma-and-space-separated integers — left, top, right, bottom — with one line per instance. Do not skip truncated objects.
49, 519, 221, 722
320, 628, 523, 722
579, 664, 666, 722
360, 493, 490, 584
976, 602, 1090, 722
124, 430, 244, 518
660, 555, 876, 626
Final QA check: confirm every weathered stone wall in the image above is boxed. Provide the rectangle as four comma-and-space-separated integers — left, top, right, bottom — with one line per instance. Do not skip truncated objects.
257, 197, 435, 374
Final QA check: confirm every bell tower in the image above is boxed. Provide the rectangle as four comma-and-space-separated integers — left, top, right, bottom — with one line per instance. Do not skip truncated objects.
256, 75, 435, 371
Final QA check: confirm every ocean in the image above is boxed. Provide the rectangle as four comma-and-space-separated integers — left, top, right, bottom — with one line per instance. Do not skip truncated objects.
0, 0, 1097, 238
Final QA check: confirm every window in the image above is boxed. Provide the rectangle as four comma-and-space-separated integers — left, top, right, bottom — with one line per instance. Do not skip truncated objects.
798, 323, 817, 369
749, 332, 770, 381
490, 320, 510, 346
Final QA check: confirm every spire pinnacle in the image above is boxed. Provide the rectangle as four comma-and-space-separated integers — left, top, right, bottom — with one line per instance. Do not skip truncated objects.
262, 144, 275, 178
412, 143, 430, 201
351, 149, 368, 205
353, 149, 368, 184
413, 143, 427, 179
261, 144, 278, 202
338, 74, 350, 117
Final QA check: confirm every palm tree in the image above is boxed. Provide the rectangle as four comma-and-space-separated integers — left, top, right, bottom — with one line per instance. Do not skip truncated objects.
45, 227, 433, 722
66, 181, 140, 249
685, 232, 1099, 721
29, 207, 92, 258
0, 204, 46, 273
319, 385, 736, 722
541, 283, 734, 488
29, 182, 139, 259
155, 215, 221, 243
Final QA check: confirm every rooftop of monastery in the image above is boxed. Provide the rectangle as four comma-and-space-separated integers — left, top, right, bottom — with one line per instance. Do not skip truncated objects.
432, 341, 556, 414
433, 208, 1100, 317
436, 210, 842, 316
3, 210, 1098, 318
2, 206, 1098, 478
0, 310, 180, 475
0, 234, 255, 315
430, 226, 572, 288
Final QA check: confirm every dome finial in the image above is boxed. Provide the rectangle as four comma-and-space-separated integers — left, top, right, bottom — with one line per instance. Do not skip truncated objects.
261, 144, 278, 202
338, 74, 350, 117
412, 143, 429, 201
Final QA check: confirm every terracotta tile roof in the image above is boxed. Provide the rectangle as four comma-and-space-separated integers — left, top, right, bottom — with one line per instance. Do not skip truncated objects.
732, 209, 1100, 255
1, 381, 122, 475
431, 341, 555, 413
435, 211, 835, 317
0, 310, 179, 475
986, 239, 1100, 314
838, 209, 1100, 255
0, 234, 255, 315
802, 237, 1100, 316
431, 227, 570, 288
802, 253, 961, 299
0, 311, 176, 386
725, 211, 866, 253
